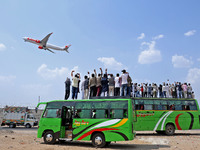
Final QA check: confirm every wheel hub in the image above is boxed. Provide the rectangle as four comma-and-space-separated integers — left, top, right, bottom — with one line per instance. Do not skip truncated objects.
95, 136, 102, 145
46, 134, 53, 142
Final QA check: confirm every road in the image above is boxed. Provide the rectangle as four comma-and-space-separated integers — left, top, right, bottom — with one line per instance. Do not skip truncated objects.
1, 127, 200, 150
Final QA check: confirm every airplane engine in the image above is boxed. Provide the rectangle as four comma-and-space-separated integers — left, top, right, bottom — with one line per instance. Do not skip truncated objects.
38, 46, 43, 49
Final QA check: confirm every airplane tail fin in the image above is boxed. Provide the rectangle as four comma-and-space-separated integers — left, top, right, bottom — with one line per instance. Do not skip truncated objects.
64, 44, 71, 53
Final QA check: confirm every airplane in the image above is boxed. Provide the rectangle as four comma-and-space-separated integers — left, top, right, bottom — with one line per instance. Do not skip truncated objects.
23, 32, 71, 53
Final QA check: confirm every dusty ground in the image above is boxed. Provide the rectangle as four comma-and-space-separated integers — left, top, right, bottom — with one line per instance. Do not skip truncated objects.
0, 127, 200, 150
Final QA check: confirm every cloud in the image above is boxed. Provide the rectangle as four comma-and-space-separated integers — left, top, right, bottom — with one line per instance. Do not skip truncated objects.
187, 68, 200, 84
0, 43, 6, 51
97, 57, 126, 71
0, 75, 16, 83
137, 33, 145, 40
37, 64, 69, 79
138, 41, 162, 64
186, 68, 200, 100
184, 30, 196, 36
153, 34, 164, 40
172, 55, 193, 68
197, 58, 200, 62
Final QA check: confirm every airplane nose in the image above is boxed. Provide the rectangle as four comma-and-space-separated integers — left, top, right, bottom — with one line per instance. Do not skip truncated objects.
23, 37, 27, 41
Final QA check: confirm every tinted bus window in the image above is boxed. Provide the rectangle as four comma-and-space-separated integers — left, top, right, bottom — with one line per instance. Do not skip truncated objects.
75, 102, 92, 109
135, 100, 144, 110
92, 101, 109, 109
110, 101, 128, 118
110, 101, 128, 109
43, 109, 61, 118
143, 100, 153, 110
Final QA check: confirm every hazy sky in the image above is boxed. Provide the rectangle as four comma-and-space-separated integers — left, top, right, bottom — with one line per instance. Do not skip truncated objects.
0, 0, 200, 108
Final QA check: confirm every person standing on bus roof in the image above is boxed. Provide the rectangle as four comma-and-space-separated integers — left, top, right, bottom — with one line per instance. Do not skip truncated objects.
71, 70, 80, 99
120, 69, 129, 96
89, 69, 97, 98
108, 74, 115, 96
96, 68, 103, 96
114, 73, 120, 96
127, 75, 132, 97
187, 83, 192, 98
101, 69, 108, 97
182, 83, 188, 98
84, 75, 89, 99
81, 79, 85, 99
64, 77, 71, 100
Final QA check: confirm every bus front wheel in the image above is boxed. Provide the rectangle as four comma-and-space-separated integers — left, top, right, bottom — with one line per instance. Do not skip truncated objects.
165, 124, 175, 136
92, 133, 106, 148
43, 131, 56, 144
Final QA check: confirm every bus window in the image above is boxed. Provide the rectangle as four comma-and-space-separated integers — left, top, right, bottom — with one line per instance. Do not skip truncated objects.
43, 109, 60, 118
95, 110, 109, 119
190, 105, 197, 110
175, 105, 182, 110
110, 101, 128, 109
74, 109, 81, 118
92, 101, 109, 109
143, 100, 153, 110
111, 109, 123, 119
75, 102, 92, 109
92, 110, 96, 118
182, 105, 190, 110
162, 105, 168, 110
186, 100, 197, 110
79, 110, 91, 118
135, 100, 144, 110
169, 104, 175, 110
144, 104, 153, 110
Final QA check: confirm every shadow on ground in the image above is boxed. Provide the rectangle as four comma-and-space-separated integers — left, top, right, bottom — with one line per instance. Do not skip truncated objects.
136, 133, 200, 136
41, 141, 170, 150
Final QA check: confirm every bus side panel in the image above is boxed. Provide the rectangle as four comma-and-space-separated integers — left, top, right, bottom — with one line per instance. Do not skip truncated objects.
135, 110, 156, 131
37, 118, 61, 138
72, 118, 133, 141
156, 111, 199, 131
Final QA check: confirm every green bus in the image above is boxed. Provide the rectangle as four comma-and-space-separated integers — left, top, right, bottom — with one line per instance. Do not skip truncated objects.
132, 97, 200, 135
37, 98, 136, 148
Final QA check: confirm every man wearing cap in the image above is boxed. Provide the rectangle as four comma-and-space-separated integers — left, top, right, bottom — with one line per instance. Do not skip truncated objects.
120, 69, 129, 96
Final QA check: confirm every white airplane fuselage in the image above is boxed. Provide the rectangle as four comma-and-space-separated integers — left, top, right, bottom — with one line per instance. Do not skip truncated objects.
23, 34, 71, 53
23, 37, 67, 50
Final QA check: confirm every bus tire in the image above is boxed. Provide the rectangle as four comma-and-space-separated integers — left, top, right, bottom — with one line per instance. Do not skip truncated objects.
92, 133, 106, 148
43, 131, 56, 144
25, 123, 31, 128
165, 124, 175, 136
9, 124, 14, 128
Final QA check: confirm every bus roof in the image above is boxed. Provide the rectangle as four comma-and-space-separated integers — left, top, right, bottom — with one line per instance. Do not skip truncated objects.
43, 98, 130, 104
133, 97, 196, 101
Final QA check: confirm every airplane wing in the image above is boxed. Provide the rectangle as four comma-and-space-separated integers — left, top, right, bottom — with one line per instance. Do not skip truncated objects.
46, 48, 55, 54
41, 32, 53, 46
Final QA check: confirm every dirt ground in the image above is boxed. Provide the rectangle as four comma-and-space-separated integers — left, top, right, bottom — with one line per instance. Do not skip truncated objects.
0, 127, 200, 150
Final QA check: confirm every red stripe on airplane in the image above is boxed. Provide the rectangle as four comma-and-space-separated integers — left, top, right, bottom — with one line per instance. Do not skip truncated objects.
27, 38, 40, 43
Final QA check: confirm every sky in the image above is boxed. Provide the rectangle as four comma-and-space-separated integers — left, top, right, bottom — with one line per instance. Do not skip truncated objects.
0, 0, 200, 108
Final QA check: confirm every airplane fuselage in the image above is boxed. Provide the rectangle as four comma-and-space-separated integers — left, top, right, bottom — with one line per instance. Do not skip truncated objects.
23, 37, 66, 50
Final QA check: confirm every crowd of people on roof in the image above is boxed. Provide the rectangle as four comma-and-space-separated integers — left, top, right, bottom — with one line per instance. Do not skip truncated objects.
64, 68, 195, 100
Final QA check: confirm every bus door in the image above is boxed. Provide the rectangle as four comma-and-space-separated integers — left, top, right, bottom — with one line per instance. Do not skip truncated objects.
60, 106, 73, 140
135, 99, 155, 130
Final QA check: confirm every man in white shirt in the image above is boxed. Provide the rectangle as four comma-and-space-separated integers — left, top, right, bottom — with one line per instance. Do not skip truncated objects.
114, 73, 120, 96
71, 70, 80, 99
120, 69, 129, 96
